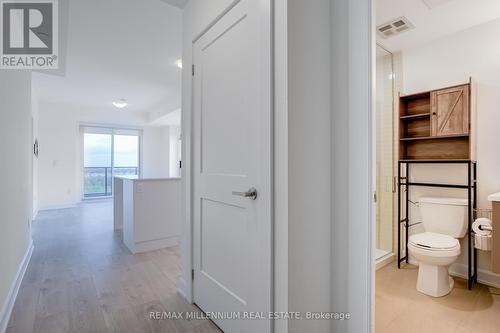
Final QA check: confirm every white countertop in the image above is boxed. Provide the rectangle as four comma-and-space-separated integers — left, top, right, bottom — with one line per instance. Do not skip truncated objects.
488, 192, 500, 202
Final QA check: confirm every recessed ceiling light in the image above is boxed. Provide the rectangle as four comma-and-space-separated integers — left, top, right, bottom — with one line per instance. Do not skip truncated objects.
175, 59, 182, 69
112, 99, 128, 108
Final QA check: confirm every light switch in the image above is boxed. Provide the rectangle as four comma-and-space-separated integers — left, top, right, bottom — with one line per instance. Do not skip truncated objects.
136, 182, 144, 193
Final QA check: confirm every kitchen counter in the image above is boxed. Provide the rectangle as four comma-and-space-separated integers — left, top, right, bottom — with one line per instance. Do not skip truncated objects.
114, 176, 181, 253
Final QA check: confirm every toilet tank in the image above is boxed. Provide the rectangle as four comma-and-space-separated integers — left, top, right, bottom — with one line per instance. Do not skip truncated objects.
418, 197, 468, 238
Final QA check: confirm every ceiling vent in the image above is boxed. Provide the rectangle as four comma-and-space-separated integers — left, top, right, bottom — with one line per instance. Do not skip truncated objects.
377, 17, 415, 39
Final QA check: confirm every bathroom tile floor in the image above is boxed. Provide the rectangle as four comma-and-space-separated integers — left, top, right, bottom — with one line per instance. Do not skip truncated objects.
376, 263, 500, 333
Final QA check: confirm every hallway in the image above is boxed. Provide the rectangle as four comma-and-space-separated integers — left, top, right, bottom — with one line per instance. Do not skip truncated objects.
6, 200, 220, 333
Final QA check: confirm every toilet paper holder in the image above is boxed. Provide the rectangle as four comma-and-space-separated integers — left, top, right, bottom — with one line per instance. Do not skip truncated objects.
478, 224, 493, 232
474, 208, 493, 232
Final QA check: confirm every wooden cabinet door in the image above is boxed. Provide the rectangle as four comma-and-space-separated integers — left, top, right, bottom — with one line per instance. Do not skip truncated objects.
431, 85, 469, 136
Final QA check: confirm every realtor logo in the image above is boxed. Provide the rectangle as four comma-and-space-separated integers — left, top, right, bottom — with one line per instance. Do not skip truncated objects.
1, 0, 58, 69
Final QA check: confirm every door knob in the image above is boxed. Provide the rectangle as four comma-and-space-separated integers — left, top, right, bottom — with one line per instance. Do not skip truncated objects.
232, 187, 257, 200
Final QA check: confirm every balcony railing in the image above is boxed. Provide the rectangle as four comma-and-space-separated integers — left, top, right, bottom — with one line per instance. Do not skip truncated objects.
84, 167, 139, 198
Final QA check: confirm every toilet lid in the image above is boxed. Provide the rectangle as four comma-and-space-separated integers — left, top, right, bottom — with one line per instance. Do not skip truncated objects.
409, 232, 459, 250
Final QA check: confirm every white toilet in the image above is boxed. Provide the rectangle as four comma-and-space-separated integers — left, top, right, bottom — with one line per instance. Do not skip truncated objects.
408, 197, 468, 297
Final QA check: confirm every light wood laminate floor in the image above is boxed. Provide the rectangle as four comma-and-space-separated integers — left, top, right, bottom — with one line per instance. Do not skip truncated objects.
6, 199, 221, 333
376, 263, 500, 333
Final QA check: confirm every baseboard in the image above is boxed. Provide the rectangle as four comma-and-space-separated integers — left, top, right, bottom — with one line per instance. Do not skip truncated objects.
39, 203, 77, 211
177, 277, 187, 300
449, 263, 500, 289
408, 258, 500, 289
376, 253, 395, 270
0, 240, 34, 333
128, 236, 179, 254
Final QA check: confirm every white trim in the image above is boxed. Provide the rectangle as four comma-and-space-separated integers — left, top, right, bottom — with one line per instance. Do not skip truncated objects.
39, 203, 78, 211
127, 236, 179, 254
331, 1, 374, 332
409, 259, 500, 289
0, 240, 34, 333
451, 264, 500, 289
376, 253, 396, 270
177, 278, 187, 300
347, 0, 374, 332
273, 0, 288, 332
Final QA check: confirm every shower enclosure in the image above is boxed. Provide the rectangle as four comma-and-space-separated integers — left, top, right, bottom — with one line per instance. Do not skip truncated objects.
375, 45, 395, 262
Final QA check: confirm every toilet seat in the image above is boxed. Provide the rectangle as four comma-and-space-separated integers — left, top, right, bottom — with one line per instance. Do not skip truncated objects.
409, 232, 459, 250
409, 232, 460, 256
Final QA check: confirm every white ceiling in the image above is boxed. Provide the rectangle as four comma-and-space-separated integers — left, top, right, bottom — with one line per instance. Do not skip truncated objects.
33, 0, 182, 114
376, 0, 500, 52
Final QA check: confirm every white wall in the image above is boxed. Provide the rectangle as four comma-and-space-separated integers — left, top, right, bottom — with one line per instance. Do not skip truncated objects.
399, 18, 500, 277
0, 71, 33, 327
331, 1, 374, 332
288, 0, 332, 332
31, 82, 40, 219
169, 125, 181, 178
37, 101, 174, 209
142, 126, 171, 178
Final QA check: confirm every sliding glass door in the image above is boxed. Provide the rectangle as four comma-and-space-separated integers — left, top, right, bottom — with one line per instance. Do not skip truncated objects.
113, 135, 140, 177
82, 127, 140, 198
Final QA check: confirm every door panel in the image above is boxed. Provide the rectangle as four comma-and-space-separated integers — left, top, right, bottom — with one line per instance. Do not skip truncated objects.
192, 1, 271, 332
431, 85, 469, 136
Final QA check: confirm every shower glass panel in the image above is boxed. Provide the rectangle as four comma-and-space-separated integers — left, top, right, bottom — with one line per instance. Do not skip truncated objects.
375, 45, 394, 261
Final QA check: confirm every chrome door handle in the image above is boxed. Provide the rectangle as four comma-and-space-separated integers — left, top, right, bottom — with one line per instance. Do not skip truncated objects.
232, 187, 257, 200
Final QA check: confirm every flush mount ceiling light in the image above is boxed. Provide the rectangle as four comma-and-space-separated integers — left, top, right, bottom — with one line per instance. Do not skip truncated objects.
175, 59, 182, 69
112, 99, 128, 109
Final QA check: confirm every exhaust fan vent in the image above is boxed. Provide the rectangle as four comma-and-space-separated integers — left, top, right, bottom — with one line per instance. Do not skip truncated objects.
377, 16, 414, 39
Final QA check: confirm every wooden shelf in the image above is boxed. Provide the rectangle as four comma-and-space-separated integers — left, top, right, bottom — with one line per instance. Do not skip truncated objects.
399, 82, 472, 160
400, 134, 469, 141
400, 113, 430, 120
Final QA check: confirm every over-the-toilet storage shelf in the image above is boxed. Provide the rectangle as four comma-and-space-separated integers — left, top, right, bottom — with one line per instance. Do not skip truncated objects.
398, 78, 475, 161
397, 79, 478, 290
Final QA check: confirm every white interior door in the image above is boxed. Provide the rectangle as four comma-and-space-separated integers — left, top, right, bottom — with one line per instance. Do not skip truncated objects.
192, 1, 271, 332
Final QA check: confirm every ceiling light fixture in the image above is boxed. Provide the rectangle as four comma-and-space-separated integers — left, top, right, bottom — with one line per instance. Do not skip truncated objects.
176, 59, 182, 69
112, 99, 128, 109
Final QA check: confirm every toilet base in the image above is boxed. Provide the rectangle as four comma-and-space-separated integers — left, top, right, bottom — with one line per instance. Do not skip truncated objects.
416, 262, 454, 297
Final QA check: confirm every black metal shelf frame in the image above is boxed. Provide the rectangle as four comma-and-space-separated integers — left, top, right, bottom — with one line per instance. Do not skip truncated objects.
397, 159, 478, 290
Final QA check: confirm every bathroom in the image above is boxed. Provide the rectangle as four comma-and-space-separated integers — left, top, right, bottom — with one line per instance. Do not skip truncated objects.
374, 1, 500, 332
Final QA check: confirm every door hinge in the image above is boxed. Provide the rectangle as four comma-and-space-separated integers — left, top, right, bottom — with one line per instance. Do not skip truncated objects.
373, 191, 377, 203
192, 64, 195, 76
191, 269, 195, 280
